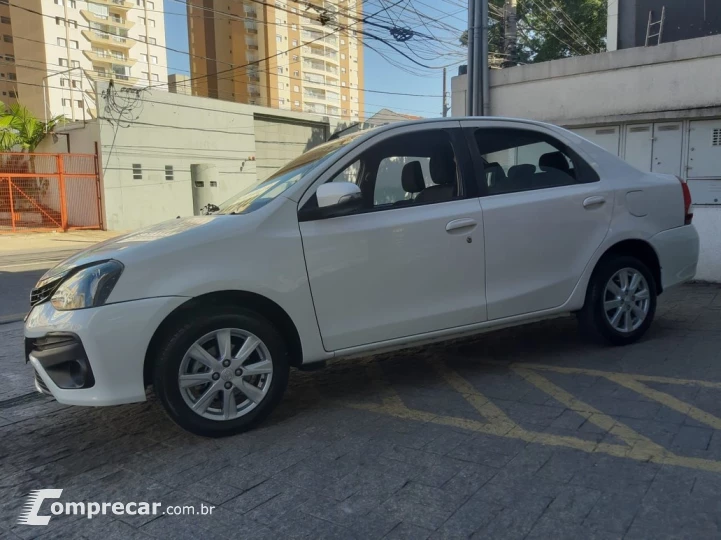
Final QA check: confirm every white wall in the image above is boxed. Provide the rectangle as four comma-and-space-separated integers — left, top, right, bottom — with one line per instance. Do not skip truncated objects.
692, 207, 721, 282
50, 87, 339, 231
452, 34, 721, 125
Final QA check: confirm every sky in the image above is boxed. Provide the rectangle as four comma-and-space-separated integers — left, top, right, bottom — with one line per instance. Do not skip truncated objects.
162, 0, 468, 120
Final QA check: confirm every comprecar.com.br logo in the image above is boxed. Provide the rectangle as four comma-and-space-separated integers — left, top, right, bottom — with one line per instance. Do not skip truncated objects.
18, 489, 215, 526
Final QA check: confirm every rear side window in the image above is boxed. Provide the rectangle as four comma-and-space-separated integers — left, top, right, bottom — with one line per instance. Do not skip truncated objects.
473, 128, 599, 195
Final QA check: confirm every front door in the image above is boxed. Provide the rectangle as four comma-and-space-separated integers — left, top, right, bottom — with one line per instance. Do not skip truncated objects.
299, 126, 487, 352
462, 121, 614, 321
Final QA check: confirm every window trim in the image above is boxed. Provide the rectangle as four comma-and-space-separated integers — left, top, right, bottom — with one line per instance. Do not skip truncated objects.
297, 126, 477, 222
462, 124, 600, 197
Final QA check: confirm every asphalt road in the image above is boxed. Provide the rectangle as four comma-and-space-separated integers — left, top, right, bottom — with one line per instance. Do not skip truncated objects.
0, 249, 79, 323
2, 283, 721, 539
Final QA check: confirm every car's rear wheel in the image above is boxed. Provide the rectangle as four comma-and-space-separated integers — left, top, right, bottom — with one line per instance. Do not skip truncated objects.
153, 307, 289, 437
579, 255, 657, 346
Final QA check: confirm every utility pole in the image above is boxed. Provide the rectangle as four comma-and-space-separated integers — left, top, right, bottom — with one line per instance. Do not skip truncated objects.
504, 0, 518, 65
442, 67, 449, 117
467, 0, 489, 116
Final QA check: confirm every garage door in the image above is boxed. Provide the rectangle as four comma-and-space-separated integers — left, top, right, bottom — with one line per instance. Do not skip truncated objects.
253, 116, 328, 181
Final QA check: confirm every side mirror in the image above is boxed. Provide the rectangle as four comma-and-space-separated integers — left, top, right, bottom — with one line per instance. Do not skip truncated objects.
299, 182, 363, 221
317, 182, 362, 208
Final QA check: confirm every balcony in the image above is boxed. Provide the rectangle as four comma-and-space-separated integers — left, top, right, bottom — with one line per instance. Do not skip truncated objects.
246, 27, 258, 34
244, 10, 257, 18
248, 74, 260, 82
302, 46, 338, 61
86, 0, 131, 11
84, 68, 139, 86
82, 29, 134, 49
301, 31, 338, 48
81, 10, 134, 30
247, 44, 258, 50
83, 49, 136, 67
304, 103, 326, 114
303, 60, 338, 76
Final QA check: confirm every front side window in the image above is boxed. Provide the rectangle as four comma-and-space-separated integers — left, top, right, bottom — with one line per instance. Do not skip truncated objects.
473, 128, 598, 195
322, 130, 463, 212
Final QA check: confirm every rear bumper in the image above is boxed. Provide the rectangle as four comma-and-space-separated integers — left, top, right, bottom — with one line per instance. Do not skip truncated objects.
650, 225, 700, 290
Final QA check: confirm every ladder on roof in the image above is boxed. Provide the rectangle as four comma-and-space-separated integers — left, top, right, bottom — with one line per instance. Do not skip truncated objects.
645, 6, 666, 46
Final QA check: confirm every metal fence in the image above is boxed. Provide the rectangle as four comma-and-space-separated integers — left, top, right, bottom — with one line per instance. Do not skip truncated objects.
0, 153, 102, 232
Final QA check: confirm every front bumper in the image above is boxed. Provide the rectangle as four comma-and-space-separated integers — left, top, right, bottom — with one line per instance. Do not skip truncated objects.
649, 224, 700, 290
25, 296, 187, 406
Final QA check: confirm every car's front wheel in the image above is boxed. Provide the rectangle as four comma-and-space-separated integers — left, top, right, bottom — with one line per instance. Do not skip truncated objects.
579, 255, 657, 346
153, 307, 289, 437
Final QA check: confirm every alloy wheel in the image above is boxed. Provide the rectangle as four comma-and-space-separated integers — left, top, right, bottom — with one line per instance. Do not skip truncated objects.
603, 268, 650, 333
178, 328, 273, 421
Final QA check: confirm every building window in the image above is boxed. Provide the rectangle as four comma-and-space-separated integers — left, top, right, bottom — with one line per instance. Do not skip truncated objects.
140, 53, 147, 62
275, 18, 281, 24
70, 40, 79, 49
341, 67, 346, 73
294, 100, 299, 106
60, 78, 67, 87
137, 0, 145, 5
7, 72, 15, 81
291, 39, 297, 46
62, 98, 70, 106
147, 1, 154, 8
151, 55, 158, 64
341, 81, 346, 86
277, 66, 283, 74
152, 73, 159, 81
0, 16, 9, 24
139, 17, 146, 25
141, 71, 149, 79
210, 181, 217, 187
5, 55, 14, 63
69, 20, 77, 28
292, 55, 298, 61
293, 85, 299, 92
8, 91, 15, 98
70, 0, 76, 7
291, 23, 296, 30
276, 34, 282, 43
148, 18, 155, 27
148, 37, 157, 45
57, 38, 67, 47
139, 35, 146, 42
77, 100, 83, 108
341, 53, 346, 59
3, 35, 11, 43
132, 164, 142, 180
59, 58, 68, 67
71, 60, 80, 68
341, 39, 345, 45
56, 16, 64, 25
165, 165, 173, 181
293, 70, 298, 76
342, 95, 346, 101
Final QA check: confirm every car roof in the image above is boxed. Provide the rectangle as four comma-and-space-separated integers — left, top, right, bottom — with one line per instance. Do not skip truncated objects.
344, 116, 566, 142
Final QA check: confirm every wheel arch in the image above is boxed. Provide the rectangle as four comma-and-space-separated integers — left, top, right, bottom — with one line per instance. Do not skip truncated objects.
143, 290, 304, 386
589, 239, 663, 296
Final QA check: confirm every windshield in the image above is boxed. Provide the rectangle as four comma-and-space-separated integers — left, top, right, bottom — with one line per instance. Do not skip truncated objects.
216, 131, 365, 215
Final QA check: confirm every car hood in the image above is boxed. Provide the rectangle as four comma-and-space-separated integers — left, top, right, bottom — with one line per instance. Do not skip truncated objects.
40, 216, 218, 281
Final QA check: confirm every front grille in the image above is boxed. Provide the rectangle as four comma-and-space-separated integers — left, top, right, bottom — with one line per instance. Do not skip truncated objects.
30, 277, 63, 307
34, 370, 51, 395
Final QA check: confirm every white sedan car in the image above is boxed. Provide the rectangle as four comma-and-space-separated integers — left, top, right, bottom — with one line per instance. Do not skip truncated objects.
25, 118, 699, 437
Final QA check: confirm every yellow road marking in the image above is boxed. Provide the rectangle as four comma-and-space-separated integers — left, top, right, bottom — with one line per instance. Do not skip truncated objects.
605, 373, 721, 430
335, 360, 721, 474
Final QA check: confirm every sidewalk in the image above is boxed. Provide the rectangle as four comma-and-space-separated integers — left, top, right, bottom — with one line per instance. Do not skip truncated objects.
0, 230, 125, 259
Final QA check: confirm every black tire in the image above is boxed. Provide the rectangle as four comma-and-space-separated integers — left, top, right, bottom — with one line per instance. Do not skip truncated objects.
578, 255, 657, 346
153, 306, 290, 437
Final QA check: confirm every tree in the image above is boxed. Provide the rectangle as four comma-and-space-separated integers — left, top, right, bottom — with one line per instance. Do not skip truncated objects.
460, 0, 607, 65
0, 101, 65, 152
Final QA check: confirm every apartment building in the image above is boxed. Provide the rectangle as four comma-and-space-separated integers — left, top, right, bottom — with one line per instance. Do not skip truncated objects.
187, 0, 363, 121
7, 0, 167, 121
0, 0, 17, 107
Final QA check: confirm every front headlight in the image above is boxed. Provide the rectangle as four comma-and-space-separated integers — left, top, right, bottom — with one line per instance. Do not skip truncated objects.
50, 260, 124, 311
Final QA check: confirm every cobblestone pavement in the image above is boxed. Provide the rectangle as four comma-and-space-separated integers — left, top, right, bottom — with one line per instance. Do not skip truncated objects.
2, 283, 721, 539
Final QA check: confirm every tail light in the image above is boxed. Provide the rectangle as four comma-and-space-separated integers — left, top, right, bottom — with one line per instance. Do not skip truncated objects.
676, 176, 693, 225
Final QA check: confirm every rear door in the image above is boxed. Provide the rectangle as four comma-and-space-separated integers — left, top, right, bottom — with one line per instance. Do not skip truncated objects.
461, 120, 614, 320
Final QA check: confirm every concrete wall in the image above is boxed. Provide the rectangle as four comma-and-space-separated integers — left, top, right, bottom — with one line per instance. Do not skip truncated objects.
451, 34, 721, 126
40, 87, 340, 231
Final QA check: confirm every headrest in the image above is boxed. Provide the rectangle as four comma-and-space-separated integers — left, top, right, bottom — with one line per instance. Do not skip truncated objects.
508, 164, 535, 180
429, 151, 455, 185
401, 161, 425, 193
539, 151, 570, 173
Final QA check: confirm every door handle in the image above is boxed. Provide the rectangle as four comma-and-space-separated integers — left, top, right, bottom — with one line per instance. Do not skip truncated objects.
583, 196, 606, 209
446, 218, 477, 233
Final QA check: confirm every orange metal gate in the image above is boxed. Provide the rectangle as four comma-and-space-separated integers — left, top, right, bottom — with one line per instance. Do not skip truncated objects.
0, 153, 103, 232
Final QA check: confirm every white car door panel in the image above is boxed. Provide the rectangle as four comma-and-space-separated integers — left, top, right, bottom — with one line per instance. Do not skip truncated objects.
301, 199, 486, 351
480, 184, 612, 320
463, 120, 614, 320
